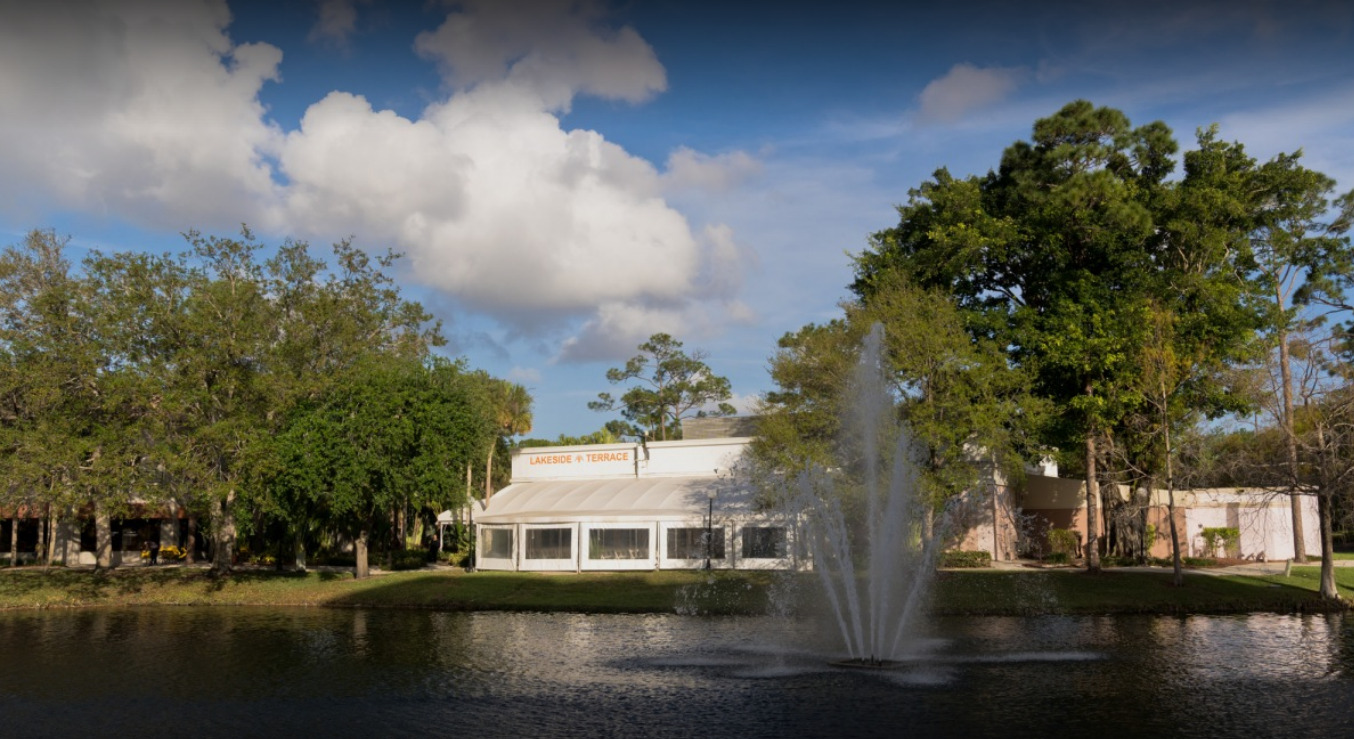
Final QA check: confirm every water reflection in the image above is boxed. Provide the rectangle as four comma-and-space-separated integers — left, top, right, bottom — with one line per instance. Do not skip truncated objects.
1, 609, 1353, 737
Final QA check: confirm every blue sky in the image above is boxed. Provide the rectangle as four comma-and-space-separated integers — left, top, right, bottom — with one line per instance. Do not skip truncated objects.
2, 0, 1352, 439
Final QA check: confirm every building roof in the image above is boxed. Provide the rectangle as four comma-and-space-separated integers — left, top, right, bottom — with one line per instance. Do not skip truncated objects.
477, 475, 754, 525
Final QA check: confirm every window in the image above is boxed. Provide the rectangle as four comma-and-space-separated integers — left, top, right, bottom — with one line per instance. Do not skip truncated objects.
666, 528, 725, 560
482, 528, 514, 559
588, 528, 649, 560
741, 527, 786, 559
525, 528, 572, 559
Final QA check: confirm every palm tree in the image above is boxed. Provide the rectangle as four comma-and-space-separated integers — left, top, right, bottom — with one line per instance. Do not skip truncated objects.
486, 381, 532, 501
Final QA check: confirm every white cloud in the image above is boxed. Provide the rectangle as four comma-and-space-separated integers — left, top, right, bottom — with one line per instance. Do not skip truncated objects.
663, 147, 762, 192
0, 0, 283, 229
0, 0, 750, 361
414, 0, 666, 111
918, 63, 1026, 123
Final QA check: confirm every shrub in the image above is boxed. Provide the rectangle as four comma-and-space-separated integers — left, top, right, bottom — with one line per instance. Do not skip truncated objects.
439, 550, 470, 566
389, 550, 430, 571
1047, 528, 1080, 557
1044, 551, 1071, 565
1200, 527, 1240, 558
1183, 556, 1217, 568
940, 550, 991, 568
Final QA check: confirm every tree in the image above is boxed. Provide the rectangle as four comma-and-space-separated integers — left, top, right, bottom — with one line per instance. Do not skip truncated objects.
754, 319, 859, 475
754, 271, 1040, 549
259, 357, 495, 578
856, 101, 1179, 571
589, 333, 735, 441
0, 230, 147, 570
1111, 129, 1271, 583
484, 379, 532, 500
1241, 149, 1354, 563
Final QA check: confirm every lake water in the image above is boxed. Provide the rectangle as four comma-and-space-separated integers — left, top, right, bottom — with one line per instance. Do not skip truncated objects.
1, 607, 1352, 737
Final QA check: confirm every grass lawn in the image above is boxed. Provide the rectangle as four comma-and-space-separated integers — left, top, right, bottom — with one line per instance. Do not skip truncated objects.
0, 567, 773, 615
0, 564, 1348, 616
931, 567, 1352, 616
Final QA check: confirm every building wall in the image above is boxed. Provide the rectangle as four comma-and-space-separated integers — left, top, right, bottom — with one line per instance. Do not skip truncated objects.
1016, 475, 1323, 561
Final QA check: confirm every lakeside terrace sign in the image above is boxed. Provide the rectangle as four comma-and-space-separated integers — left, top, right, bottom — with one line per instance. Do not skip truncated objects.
512, 443, 639, 481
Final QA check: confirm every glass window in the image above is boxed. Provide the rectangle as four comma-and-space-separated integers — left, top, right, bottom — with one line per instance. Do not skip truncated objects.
665, 528, 725, 560
741, 527, 786, 559
525, 527, 572, 560
588, 528, 650, 560
481, 527, 514, 559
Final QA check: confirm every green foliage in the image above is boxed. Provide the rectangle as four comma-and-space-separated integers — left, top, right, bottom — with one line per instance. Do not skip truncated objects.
518, 424, 626, 448
1200, 527, 1241, 557
939, 550, 992, 568
389, 549, 432, 571
589, 333, 734, 441
1044, 552, 1072, 565
0, 226, 517, 573
1047, 528, 1081, 556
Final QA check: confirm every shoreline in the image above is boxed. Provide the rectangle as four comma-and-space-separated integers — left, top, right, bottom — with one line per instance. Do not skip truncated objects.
0, 564, 1348, 617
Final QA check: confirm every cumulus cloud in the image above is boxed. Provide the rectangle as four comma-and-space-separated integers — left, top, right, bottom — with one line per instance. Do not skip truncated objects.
0, 0, 283, 228
414, 0, 666, 110
0, 0, 754, 361
918, 63, 1025, 122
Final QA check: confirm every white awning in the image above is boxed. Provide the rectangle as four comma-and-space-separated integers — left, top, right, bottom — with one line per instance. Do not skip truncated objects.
477, 476, 752, 525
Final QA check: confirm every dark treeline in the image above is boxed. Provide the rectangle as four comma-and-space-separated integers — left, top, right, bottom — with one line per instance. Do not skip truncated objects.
0, 228, 527, 577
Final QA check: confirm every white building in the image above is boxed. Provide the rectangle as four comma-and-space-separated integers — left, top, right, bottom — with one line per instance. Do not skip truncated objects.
473, 437, 798, 572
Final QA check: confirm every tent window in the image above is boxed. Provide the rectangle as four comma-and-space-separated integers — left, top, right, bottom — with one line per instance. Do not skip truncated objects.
588, 528, 649, 560
741, 527, 786, 559
666, 528, 725, 560
525, 528, 572, 559
482, 528, 514, 559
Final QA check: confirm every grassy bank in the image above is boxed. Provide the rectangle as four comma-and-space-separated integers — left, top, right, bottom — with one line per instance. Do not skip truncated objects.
0, 565, 1349, 616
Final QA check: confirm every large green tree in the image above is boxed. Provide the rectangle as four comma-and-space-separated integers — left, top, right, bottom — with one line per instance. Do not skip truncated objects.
856, 101, 1179, 570
259, 357, 495, 578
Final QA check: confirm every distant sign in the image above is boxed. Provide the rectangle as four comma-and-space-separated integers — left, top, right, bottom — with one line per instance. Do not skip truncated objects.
514, 446, 638, 480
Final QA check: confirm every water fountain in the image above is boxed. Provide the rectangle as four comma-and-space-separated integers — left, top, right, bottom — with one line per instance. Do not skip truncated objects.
790, 324, 947, 667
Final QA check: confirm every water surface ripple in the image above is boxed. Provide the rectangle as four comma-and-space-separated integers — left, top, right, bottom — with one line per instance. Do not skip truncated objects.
2, 608, 1353, 738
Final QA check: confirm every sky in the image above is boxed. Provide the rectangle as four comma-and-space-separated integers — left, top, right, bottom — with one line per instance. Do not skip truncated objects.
2, 0, 1352, 440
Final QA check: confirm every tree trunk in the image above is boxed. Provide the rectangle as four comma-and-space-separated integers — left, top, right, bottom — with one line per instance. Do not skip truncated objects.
1084, 433, 1101, 572
294, 533, 307, 572
355, 528, 370, 579
211, 491, 237, 573
36, 505, 47, 567
95, 504, 112, 570
1277, 329, 1308, 563
1162, 406, 1184, 587
484, 446, 494, 502
43, 506, 58, 570
7, 516, 16, 567
1318, 491, 1338, 601
185, 515, 197, 564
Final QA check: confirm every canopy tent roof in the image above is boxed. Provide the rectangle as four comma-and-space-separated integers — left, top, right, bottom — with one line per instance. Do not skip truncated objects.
475, 476, 754, 525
